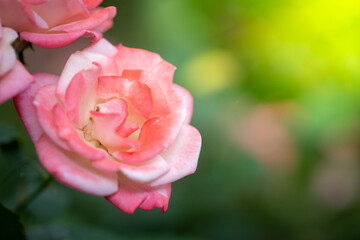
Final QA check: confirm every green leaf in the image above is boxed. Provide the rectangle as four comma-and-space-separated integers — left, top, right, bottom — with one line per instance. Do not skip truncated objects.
0, 203, 26, 240
0, 123, 18, 145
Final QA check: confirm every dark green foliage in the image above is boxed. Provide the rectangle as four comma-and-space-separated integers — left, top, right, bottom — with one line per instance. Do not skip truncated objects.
0, 203, 26, 240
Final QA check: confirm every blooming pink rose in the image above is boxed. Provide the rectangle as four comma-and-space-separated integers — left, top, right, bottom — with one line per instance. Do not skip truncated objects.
0, 0, 116, 48
0, 20, 33, 104
15, 39, 201, 214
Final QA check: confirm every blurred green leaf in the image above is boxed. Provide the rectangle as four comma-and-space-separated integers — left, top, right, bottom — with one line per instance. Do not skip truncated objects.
0, 123, 18, 145
0, 203, 26, 240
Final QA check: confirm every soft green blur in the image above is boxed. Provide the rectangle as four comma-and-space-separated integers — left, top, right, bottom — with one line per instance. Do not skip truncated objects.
2, 0, 360, 239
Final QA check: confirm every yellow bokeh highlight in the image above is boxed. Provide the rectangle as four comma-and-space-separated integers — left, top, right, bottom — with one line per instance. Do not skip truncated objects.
183, 49, 239, 96
242, 0, 360, 92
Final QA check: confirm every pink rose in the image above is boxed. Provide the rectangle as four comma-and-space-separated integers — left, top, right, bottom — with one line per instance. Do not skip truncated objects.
0, 19, 33, 104
0, 0, 116, 48
15, 39, 201, 214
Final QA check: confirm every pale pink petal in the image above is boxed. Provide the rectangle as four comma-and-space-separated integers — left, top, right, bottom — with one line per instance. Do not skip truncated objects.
118, 155, 169, 183
0, 1, 44, 31
52, 103, 108, 160
35, 135, 118, 196
57, 49, 117, 102
0, 27, 18, 76
92, 155, 169, 183
23, 0, 48, 4
93, 97, 127, 117
89, 155, 137, 175
126, 80, 152, 119
115, 45, 176, 88
82, 0, 103, 9
121, 70, 170, 117
0, 61, 34, 104
90, 157, 124, 172
83, 38, 118, 57
106, 181, 171, 214
0, 0, 89, 31
91, 98, 140, 152
138, 183, 171, 212
33, 84, 71, 150
97, 75, 153, 119
93, 18, 113, 33
20, 0, 49, 29
172, 84, 193, 124
120, 69, 142, 81
0, 1, 116, 49
50, 7, 116, 33
20, 30, 102, 48
113, 87, 187, 163
151, 125, 201, 186
26, 0, 89, 28
116, 123, 138, 138
96, 76, 128, 99
106, 182, 146, 214
13, 72, 56, 142
65, 65, 100, 128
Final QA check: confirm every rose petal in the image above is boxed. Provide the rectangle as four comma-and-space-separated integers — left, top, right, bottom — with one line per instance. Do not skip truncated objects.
121, 70, 170, 117
82, 0, 103, 9
150, 125, 201, 186
20, 0, 49, 29
33, 84, 70, 150
138, 183, 171, 212
0, 61, 34, 104
118, 155, 169, 183
96, 75, 128, 99
57, 48, 117, 102
13, 72, 55, 142
106, 181, 171, 214
23, 0, 48, 4
25, 0, 89, 28
96, 75, 152, 118
53, 103, 108, 160
126, 80, 153, 119
50, 7, 116, 33
98, 22, 112, 34
115, 45, 176, 88
20, 29, 102, 48
65, 65, 100, 128
172, 84, 193, 124
83, 38, 118, 58
113, 86, 187, 163
92, 155, 169, 183
0, 27, 18, 76
91, 98, 140, 152
0, 1, 35, 31
35, 135, 118, 196
120, 69, 142, 81
116, 123, 138, 138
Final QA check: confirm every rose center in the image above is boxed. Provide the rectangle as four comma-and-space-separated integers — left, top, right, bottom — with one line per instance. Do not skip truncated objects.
81, 99, 143, 155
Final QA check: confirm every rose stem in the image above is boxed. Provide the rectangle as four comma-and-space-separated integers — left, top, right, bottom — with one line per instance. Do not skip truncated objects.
15, 174, 53, 214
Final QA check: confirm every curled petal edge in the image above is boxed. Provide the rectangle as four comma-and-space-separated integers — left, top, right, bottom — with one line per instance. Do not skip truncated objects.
20, 30, 102, 48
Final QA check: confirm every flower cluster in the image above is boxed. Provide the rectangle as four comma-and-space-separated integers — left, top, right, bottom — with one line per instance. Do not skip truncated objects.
1, 0, 201, 214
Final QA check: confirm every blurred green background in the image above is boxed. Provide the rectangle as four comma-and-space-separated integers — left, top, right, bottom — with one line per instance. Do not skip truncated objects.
2, 0, 360, 239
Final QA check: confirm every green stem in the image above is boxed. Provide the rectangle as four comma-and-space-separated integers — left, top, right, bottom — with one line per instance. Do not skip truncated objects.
15, 175, 53, 214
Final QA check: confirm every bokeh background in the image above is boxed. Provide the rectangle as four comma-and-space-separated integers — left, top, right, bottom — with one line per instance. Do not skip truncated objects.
2, 0, 360, 239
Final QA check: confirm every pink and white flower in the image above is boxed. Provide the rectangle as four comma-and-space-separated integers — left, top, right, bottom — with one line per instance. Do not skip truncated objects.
0, 19, 33, 104
15, 39, 201, 214
0, 0, 116, 48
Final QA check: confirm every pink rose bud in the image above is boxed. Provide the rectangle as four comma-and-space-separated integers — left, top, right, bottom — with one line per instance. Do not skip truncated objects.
0, 19, 33, 104
15, 39, 201, 214
0, 0, 116, 48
